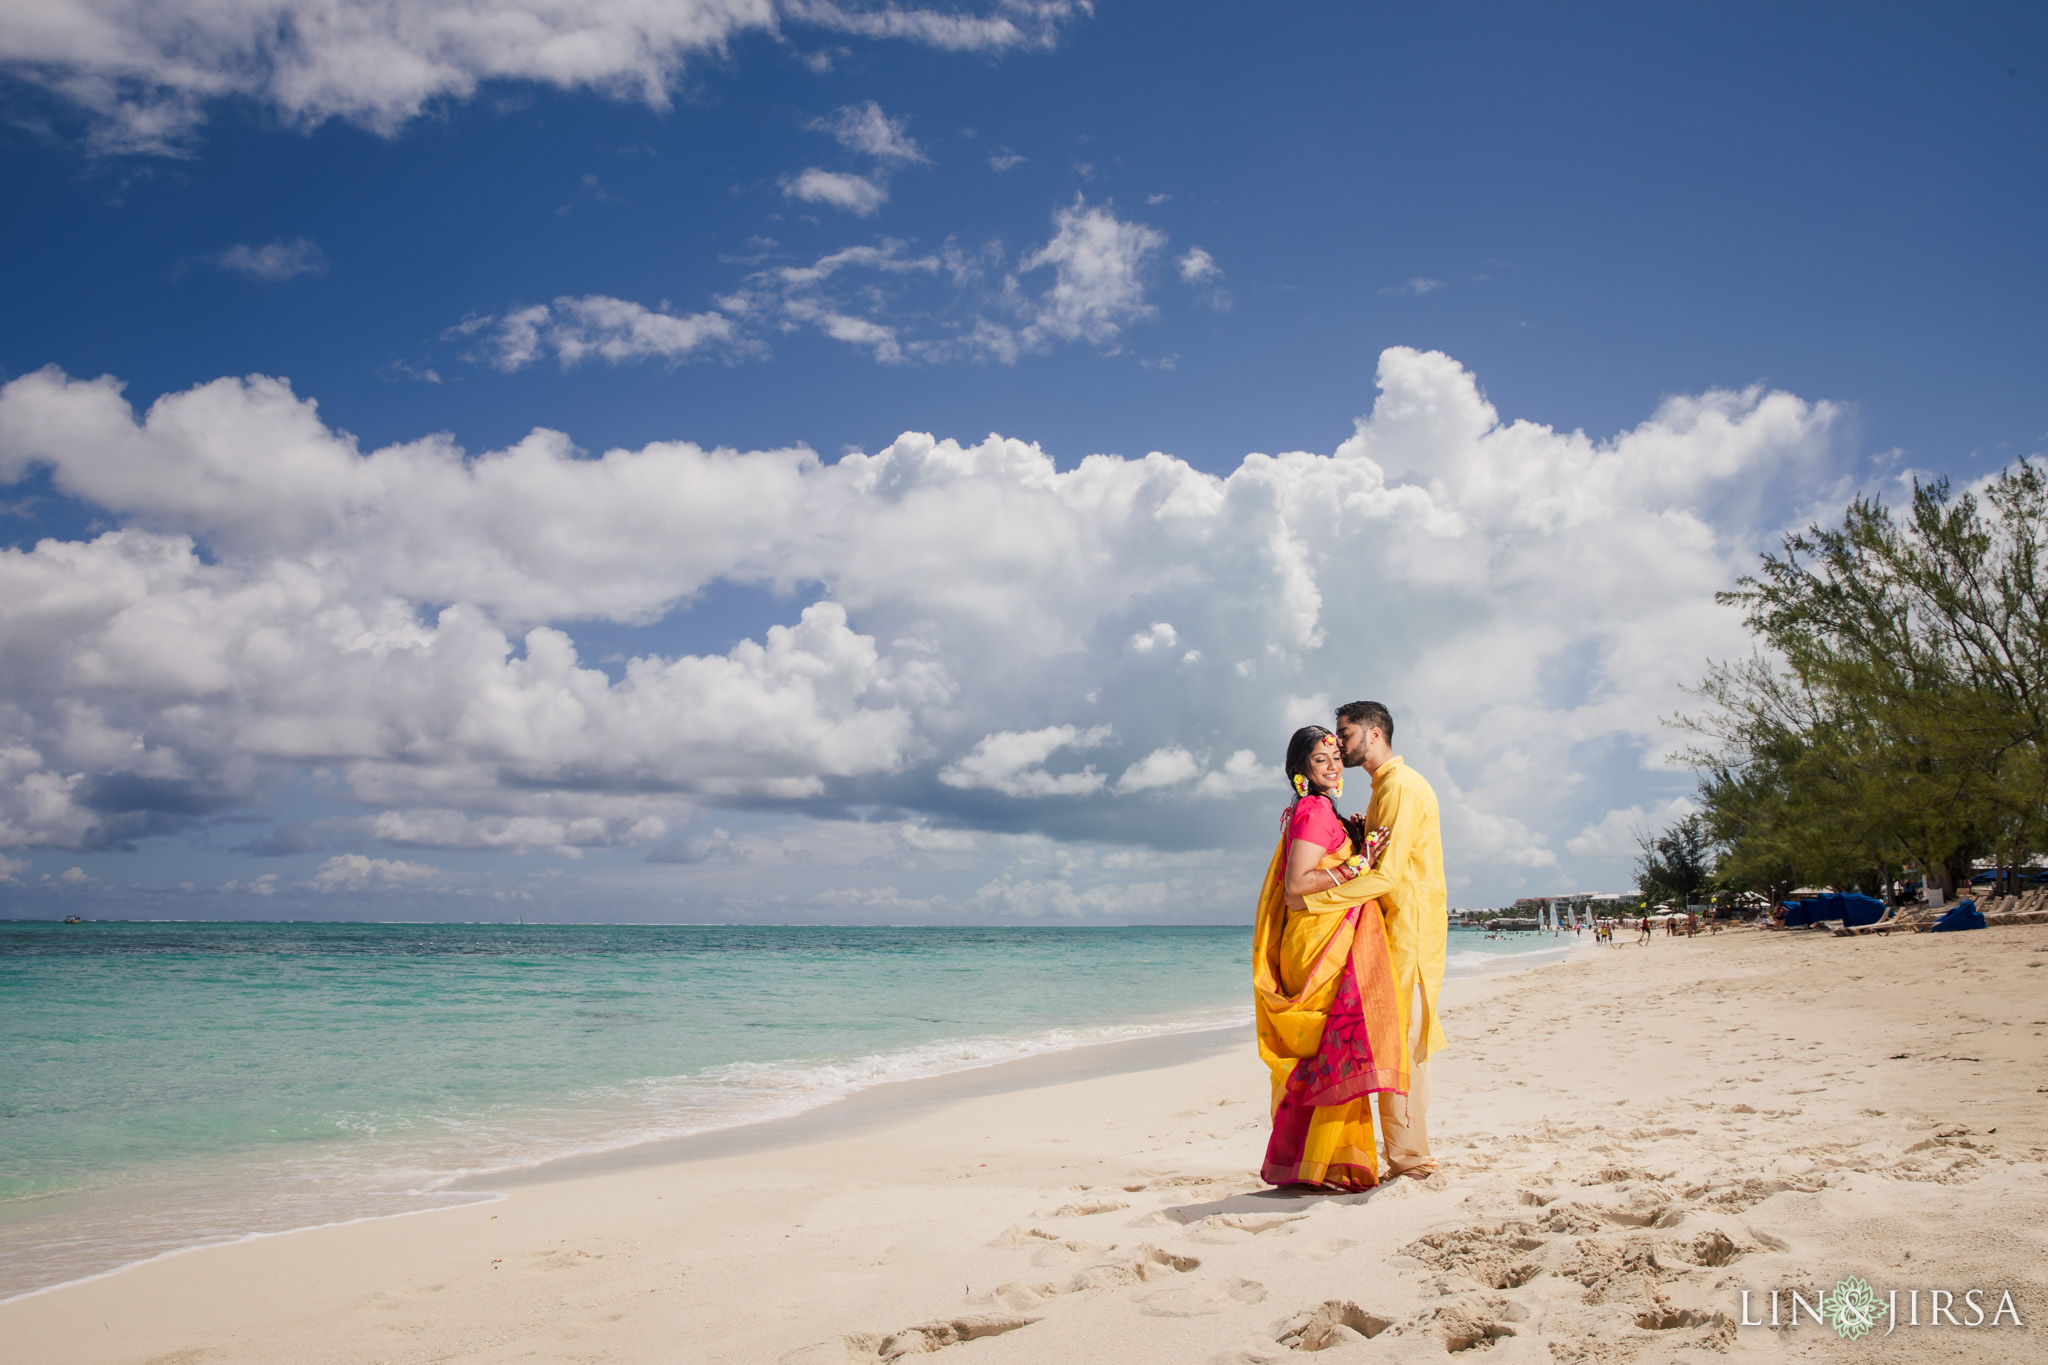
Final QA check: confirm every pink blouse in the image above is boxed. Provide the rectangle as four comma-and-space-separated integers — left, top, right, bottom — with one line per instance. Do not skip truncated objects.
1286, 795, 1346, 854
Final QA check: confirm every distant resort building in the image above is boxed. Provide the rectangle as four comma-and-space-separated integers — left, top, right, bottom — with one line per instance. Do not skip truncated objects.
1456, 892, 1633, 930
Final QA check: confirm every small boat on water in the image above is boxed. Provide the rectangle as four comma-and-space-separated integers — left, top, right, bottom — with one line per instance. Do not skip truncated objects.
63, 915, 83, 924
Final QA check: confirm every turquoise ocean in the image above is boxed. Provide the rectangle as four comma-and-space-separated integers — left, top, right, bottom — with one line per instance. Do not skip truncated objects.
0, 920, 1577, 1300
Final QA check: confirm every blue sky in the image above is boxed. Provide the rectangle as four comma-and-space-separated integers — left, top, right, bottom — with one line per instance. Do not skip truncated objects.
0, 1, 2042, 920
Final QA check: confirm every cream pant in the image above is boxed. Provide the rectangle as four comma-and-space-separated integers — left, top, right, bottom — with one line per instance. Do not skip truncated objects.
1375, 984, 1436, 1175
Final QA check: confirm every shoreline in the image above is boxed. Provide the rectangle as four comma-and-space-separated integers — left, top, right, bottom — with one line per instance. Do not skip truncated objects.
0, 924, 1570, 1307
5, 921, 2042, 1362
0, 938, 1585, 1309
0, 1014, 1248, 1307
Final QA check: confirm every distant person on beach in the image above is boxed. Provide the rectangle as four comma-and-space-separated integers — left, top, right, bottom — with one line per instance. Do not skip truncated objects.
1253, 725, 1406, 1190
1298, 700, 1448, 1181
1638, 916, 1652, 945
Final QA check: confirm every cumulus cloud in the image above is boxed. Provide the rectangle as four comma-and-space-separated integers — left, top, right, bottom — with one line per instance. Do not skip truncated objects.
369, 808, 667, 857
209, 238, 327, 281
1193, 751, 1279, 800
781, 167, 891, 216
309, 853, 443, 891
987, 149, 1025, 172
940, 725, 1112, 797
1114, 745, 1198, 793
1565, 797, 1697, 862
0, 852, 26, 883
1016, 198, 1166, 349
2, 0, 1089, 155
0, 347, 1842, 909
458, 295, 736, 370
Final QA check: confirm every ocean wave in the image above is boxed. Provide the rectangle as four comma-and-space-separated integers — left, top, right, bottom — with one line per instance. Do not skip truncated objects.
0, 1007, 1252, 1304
434, 1006, 1253, 1184
1445, 939, 1588, 976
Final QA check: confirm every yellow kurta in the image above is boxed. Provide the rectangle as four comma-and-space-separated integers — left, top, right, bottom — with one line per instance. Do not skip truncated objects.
1302, 756, 1449, 1061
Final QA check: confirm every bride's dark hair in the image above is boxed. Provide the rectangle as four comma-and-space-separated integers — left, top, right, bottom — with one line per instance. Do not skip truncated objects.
1284, 725, 1338, 801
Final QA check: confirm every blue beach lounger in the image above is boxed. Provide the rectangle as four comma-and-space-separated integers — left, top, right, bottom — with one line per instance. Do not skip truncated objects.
1928, 900, 1985, 932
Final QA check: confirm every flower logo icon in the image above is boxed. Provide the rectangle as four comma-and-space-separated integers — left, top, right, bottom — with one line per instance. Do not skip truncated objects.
1823, 1275, 1880, 1341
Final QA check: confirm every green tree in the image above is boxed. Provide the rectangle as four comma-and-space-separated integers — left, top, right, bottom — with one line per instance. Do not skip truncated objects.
1635, 814, 1714, 907
1679, 461, 2048, 900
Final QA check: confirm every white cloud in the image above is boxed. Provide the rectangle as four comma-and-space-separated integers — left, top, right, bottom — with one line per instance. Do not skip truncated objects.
781, 167, 890, 216
369, 809, 666, 858
310, 853, 443, 891
1114, 745, 1199, 794
1175, 245, 1230, 312
1381, 277, 1444, 296
0, 853, 26, 883
0, 347, 1842, 909
988, 150, 1026, 172
460, 296, 735, 370
1016, 198, 1166, 349
1127, 621, 1178, 652
719, 240, 941, 363
59, 864, 91, 883
940, 725, 1112, 797
785, 0, 1087, 52
1565, 797, 1698, 861
3, 0, 1088, 155
463, 198, 1170, 370
1192, 750, 1280, 800
210, 238, 327, 281
809, 99, 926, 163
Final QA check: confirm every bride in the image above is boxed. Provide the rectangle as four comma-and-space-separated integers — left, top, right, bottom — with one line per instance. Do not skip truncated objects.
1253, 725, 1409, 1190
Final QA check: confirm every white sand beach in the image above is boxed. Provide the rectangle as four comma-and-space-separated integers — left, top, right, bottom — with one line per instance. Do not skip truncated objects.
7, 925, 2044, 1363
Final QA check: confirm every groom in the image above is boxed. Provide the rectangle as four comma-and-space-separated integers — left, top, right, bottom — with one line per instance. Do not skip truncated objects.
1302, 700, 1448, 1178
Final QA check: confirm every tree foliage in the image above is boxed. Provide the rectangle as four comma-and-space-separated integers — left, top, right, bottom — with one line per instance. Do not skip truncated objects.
1634, 814, 1714, 907
1673, 461, 2048, 900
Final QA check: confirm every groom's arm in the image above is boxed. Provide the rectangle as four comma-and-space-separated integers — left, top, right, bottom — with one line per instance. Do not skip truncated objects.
1302, 781, 1413, 911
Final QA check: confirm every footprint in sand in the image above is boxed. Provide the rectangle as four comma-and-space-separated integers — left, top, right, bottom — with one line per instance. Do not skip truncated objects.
1029, 1237, 1108, 1267
1138, 1277, 1267, 1317
1280, 1237, 1359, 1264
1270, 1299, 1395, 1350
1187, 1212, 1307, 1244
989, 1244, 1200, 1310
779, 1313, 1040, 1365
1392, 1296, 1528, 1352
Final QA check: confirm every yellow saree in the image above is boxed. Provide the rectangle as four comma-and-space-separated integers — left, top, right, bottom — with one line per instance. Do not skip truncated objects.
1253, 817, 1409, 1189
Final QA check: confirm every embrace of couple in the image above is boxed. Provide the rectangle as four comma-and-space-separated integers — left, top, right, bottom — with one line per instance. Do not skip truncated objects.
1254, 700, 1448, 1192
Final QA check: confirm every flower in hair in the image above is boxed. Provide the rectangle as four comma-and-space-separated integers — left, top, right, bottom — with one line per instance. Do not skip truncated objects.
1292, 772, 1309, 798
